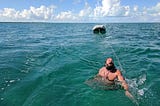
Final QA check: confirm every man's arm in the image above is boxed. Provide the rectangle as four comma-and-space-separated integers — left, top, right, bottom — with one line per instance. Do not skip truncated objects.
116, 70, 128, 91
116, 70, 134, 99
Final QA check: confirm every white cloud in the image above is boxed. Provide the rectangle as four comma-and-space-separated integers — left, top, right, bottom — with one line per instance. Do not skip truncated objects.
128, 2, 160, 22
133, 5, 138, 12
92, 0, 160, 22
55, 11, 77, 21
29, 5, 55, 20
93, 0, 131, 17
145, 3, 160, 16
0, 8, 17, 18
0, 5, 56, 21
0, 1, 160, 22
79, 2, 92, 17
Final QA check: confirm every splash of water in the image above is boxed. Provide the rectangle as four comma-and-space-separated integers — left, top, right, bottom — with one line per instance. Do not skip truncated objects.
123, 73, 150, 106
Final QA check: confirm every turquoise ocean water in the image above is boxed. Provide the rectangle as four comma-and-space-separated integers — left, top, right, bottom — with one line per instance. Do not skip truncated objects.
0, 23, 160, 106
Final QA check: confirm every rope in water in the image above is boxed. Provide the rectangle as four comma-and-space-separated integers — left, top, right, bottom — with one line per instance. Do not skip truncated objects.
106, 37, 125, 73
106, 37, 139, 106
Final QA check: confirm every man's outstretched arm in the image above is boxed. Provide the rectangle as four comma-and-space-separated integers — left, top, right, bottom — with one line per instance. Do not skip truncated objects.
116, 70, 128, 90
116, 70, 134, 98
116, 70, 139, 105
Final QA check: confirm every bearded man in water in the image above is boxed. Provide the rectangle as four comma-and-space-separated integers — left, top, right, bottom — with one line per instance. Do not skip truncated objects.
97, 57, 133, 97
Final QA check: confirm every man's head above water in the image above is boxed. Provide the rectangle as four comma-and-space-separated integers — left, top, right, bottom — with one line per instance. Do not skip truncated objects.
105, 57, 114, 66
105, 58, 116, 72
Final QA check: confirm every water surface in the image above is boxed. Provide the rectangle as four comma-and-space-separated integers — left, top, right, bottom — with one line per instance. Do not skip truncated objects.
0, 23, 160, 106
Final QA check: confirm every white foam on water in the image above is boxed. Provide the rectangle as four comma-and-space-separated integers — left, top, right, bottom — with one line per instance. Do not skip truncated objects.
126, 73, 157, 106
138, 89, 144, 96
137, 74, 146, 86
9, 80, 15, 83
124, 74, 148, 106
137, 88, 147, 96
125, 73, 149, 104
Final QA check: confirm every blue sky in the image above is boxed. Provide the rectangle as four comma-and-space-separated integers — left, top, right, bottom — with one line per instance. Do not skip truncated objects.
0, 0, 160, 22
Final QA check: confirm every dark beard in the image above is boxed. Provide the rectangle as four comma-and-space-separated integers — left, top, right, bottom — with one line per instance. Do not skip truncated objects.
106, 65, 116, 73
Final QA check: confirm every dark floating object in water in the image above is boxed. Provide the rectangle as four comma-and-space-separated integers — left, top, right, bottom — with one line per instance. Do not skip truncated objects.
92, 25, 106, 34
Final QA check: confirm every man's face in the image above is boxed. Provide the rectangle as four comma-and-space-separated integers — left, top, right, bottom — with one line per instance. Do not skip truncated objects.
105, 58, 115, 71
106, 58, 113, 66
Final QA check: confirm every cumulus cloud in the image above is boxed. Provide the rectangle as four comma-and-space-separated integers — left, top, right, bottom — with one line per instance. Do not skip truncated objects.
55, 11, 77, 21
79, 2, 92, 17
145, 3, 160, 16
92, 0, 160, 22
0, 5, 56, 21
127, 3, 160, 22
0, 8, 17, 19
93, 0, 131, 17
0, 0, 160, 22
133, 5, 138, 12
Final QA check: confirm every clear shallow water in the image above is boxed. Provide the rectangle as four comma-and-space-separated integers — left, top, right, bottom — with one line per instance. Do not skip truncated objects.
0, 23, 160, 106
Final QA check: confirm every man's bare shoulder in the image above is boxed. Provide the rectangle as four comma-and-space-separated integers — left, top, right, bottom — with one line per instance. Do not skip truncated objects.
99, 67, 106, 72
116, 69, 122, 75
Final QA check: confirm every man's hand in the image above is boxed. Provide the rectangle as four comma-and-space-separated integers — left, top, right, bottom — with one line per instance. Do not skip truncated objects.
125, 90, 139, 105
125, 90, 134, 99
